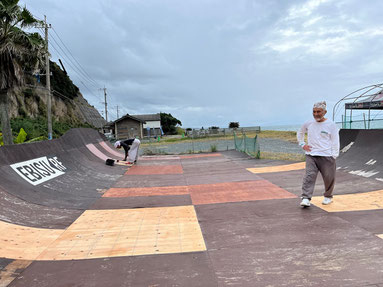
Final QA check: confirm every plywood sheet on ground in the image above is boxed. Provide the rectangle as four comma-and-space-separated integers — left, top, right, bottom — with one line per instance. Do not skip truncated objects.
189, 180, 296, 205
311, 189, 383, 212
247, 162, 305, 174
37, 206, 205, 260
0, 221, 64, 260
125, 165, 183, 175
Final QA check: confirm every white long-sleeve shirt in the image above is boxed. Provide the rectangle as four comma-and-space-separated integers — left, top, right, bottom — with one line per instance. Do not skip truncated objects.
297, 119, 340, 158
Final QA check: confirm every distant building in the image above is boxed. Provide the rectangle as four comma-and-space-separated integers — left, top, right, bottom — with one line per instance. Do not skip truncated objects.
131, 113, 162, 138
108, 114, 146, 139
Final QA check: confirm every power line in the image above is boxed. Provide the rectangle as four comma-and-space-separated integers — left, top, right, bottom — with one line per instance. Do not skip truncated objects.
80, 81, 104, 103
48, 30, 99, 90
36, 27, 103, 105
41, 31, 103, 104
52, 27, 100, 87
33, 20, 129, 122
34, 22, 100, 90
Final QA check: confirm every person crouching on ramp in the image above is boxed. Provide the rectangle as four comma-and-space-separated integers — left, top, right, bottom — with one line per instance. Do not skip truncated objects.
297, 101, 340, 207
114, 138, 141, 164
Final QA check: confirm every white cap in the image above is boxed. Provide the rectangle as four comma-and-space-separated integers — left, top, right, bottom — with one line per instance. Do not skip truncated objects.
114, 141, 121, 148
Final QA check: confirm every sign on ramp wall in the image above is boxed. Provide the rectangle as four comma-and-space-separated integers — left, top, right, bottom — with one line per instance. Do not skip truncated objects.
10, 156, 67, 186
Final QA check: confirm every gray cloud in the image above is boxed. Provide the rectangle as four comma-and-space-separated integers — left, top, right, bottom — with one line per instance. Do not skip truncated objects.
22, 0, 383, 128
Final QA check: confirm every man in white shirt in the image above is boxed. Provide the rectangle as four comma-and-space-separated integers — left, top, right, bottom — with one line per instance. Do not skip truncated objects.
297, 101, 340, 207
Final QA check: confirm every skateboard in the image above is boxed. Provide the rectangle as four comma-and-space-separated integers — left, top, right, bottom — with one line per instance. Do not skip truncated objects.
115, 159, 134, 166
106, 158, 134, 167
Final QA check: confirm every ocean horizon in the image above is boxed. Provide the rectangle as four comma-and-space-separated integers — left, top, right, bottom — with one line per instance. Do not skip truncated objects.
263, 120, 383, 131
262, 124, 302, 131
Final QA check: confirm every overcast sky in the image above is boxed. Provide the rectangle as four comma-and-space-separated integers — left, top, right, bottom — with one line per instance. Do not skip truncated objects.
22, 0, 383, 128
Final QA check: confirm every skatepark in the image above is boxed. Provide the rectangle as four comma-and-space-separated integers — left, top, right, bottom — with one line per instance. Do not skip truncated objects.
1, 128, 383, 286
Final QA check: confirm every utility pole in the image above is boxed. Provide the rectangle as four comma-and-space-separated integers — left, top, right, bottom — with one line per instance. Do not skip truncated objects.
44, 15, 52, 140
100, 87, 108, 122
116, 105, 119, 119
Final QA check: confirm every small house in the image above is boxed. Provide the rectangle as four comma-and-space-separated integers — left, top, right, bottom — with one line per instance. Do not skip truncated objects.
109, 114, 146, 139
131, 113, 162, 138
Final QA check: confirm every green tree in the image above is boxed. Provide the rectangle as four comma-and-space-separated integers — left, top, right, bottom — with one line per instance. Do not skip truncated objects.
41, 61, 79, 100
0, 0, 45, 145
229, 122, 239, 129
160, 112, 182, 135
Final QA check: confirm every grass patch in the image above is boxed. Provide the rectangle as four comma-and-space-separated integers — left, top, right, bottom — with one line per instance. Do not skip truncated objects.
260, 151, 305, 161
141, 130, 299, 146
142, 148, 170, 155
246, 130, 298, 143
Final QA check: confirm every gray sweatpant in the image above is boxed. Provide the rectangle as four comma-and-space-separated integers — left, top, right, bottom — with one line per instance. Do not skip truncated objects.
302, 155, 336, 200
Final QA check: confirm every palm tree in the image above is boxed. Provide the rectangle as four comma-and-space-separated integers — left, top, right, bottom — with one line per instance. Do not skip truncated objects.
0, 0, 45, 145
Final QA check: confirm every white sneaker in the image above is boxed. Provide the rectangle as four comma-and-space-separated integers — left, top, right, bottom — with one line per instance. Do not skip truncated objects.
322, 197, 333, 205
300, 198, 311, 207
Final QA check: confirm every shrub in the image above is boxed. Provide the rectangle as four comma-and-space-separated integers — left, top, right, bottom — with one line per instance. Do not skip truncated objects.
176, 127, 185, 135
10, 117, 95, 141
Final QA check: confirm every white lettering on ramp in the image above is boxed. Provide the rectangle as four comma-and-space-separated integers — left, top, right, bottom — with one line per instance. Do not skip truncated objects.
10, 156, 67, 186
349, 169, 379, 178
365, 159, 377, 165
341, 142, 354, 153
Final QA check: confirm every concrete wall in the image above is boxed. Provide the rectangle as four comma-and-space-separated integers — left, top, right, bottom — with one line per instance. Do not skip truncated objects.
143, 120, 161, 129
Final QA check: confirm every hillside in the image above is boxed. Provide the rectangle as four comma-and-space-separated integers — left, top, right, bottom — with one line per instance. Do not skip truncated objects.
8, 61, 106, 129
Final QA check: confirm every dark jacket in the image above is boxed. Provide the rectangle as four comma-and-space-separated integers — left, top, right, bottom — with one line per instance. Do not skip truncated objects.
120, 139, 135, 161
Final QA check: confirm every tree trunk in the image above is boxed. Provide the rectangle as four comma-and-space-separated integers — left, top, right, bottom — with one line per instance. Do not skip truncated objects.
0, 89, 13, 145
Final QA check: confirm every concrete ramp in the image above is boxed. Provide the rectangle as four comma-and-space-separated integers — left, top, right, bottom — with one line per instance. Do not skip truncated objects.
338, 129, 383, 182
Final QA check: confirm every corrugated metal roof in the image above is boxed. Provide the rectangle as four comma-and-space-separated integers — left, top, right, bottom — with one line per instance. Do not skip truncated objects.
108, 114, 147, 125
131, 113, 161, 121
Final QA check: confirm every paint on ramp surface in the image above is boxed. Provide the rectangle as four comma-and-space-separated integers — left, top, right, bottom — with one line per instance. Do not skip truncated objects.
125, 165, 183, 175
103, 186, 190, 197
189, 180, 297, 205
103, 180, 296, 205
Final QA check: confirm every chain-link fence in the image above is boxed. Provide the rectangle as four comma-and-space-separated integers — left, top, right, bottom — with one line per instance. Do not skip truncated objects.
184, 126, 260, 137
138, 127, 261, 155
339, 116, 383, 129
139, 134, 234, 155
234, 132, 260, 158
111, 131, 301, 158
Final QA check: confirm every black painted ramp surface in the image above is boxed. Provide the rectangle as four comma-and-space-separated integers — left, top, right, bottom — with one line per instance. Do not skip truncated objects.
1, 129, 383, 286
338, 129, 383, 182
0, 128, 127, 223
